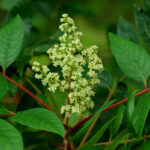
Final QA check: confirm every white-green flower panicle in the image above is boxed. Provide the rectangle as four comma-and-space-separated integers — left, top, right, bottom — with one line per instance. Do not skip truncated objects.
32, 14, 103, 117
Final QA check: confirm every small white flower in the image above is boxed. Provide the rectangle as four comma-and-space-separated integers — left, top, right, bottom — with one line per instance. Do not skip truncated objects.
32, 13, 103, 117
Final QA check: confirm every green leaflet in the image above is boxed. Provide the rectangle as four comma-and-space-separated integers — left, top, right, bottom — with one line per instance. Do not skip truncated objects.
104, 130, 130, 150
126, 91, 137, 131
131, 92, 150, 137
110, 105, 125, 137
109, 33, 150, 83
0, 74, 9, 101
79, 117, 115, 150
12, 108, 65, 137
0, 15, 24, 69
0, 119, 23, 150
0, 105, 11, 115
135, 5, 150, 49
117, 16, 139, 44
71, 100, 116, 142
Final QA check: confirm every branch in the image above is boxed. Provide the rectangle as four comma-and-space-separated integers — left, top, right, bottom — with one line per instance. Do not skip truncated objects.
94, 134, 150, 146
25, 76, 62, 119
63, 71, 72, 150
2, 71, 53, 112
0, 112, 16, 117
78, 84, 117, 148
72, 87, 150, 132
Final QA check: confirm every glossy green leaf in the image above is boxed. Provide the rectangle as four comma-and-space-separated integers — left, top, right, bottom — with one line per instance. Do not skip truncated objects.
109, 33, 150, 83
79, 118, 115, 150
12, 108, 65, 137
110, 105, 125, 137
126, 91, 137, 122
0, 74, 9, 101
131, 92, 150, 137
71, 100, 116, 141
104, 130, 130, 150
0, 119, 23, 150
0, 15, 24, 69
6, 0, 33, 47
126, 91, 137, 131
0, 105, 11, 115
117, 16, 138, 43
135, 6, 150, 49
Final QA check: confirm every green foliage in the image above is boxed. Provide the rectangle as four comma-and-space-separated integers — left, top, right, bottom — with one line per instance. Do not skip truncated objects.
12, 108, 65, 137
71, 100, 116, 141
0, 119, 23, 150
135, 5, 150, 49
117, 16, 139, 44
0, 105, 11, 115
0, 15, 23, 69
104, 130, 130, 150
0, 0, 150, 149
131, 92, 150, 137
110, 105, 125, 137
0, 74, 9, 101
126, 91, 137, 131
79, 117, 115, 150
109, 33, 150, 83
140, 140, 150, 149
126, 91, 136, 119
97, 69, 113, 89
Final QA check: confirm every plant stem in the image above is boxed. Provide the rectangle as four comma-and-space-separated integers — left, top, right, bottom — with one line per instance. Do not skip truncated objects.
71, 114, 94, 133
48, 92, 63, 120
102, 87, 150, 113
94, 134, 150, 146
78, 113, 102, 148
25, 76, 62, 119
0, 112, 16, 117
2, 71, 53, 112
78, 84, 117, 148
25, 77, 43, 95
104, 87, 117, 104
63, 71, 72, 150
72, 87, 150, 133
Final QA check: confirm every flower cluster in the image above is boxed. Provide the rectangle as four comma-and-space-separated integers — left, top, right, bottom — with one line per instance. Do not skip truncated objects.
32, 14, 103, 117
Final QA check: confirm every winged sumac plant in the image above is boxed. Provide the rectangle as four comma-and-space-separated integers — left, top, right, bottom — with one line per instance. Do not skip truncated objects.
1, 0, 150, 150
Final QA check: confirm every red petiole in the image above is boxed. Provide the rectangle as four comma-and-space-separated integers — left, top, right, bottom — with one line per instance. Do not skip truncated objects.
72, 87, 150, 132
1, 70, 150, 134
1, 70, 53, 112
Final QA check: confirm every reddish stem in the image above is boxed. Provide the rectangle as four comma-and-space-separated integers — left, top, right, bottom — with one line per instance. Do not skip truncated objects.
2, 72, 53, 112
71, 114, 94, 132
72, 87, 150, 132
0, 112, 16, 117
